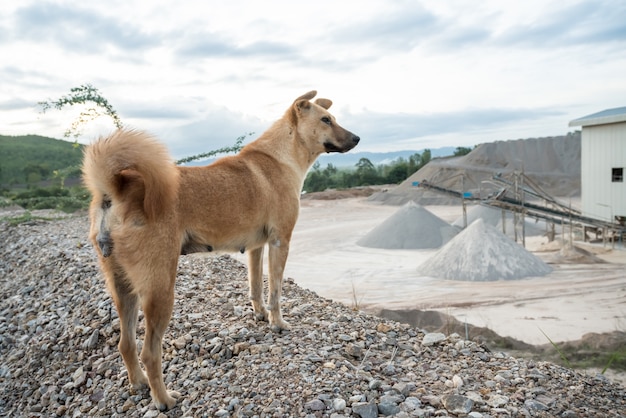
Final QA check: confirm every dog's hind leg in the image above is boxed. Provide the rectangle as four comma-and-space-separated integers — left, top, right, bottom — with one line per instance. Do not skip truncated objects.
139, 275, 181, 410
103, 265, 149, 390
112, 274, 149, 389
248, 246, 269, 321
267, 239, 290, 331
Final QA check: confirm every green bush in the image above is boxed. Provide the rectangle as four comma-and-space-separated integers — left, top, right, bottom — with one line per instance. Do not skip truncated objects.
4, 185, 90, 213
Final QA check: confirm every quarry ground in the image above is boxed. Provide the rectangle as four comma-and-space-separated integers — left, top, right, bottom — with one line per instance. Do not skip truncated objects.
231, 190, 626, 383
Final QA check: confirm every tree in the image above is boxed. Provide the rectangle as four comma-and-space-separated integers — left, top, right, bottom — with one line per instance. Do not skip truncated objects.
323, 163, 338, 177
38, 83, 246, 164
175, 133, 251, 165
420, 149, 431, 167
454, 146, 472, 157
355, 158, 379, 185
386, 162, 409, 183
39, 84, 122, 138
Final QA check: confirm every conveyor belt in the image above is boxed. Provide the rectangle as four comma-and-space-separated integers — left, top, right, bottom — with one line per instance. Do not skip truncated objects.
416, 176, 623, 233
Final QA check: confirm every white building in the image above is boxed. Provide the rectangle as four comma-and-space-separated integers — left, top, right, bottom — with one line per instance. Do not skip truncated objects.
569, 107, 626, 223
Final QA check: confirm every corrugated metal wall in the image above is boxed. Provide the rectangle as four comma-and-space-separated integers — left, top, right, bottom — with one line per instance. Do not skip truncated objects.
581, 122, 626, 221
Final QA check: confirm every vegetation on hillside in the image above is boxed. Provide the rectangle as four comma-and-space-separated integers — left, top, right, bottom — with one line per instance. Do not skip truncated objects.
0, 135, 84, 186
303, 146, 473, 193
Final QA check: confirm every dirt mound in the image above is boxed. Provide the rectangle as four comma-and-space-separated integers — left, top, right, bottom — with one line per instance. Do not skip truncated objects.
369, 133, 581, 206
375, 308, 626, 380
418, 218, 553, 281
357, 202, 459, 249
549, 245, 608, 264
301, 186, 382, 200
374, 308, 535, 351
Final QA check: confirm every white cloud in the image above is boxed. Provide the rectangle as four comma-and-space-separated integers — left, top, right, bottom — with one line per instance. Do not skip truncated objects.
1, 0, 625, 155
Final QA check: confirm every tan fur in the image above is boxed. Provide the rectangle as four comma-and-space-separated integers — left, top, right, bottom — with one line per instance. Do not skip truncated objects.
82, 91, 359, 410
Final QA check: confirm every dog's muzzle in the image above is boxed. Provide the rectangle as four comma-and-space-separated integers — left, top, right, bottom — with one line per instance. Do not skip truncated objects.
324, 134, 360, 153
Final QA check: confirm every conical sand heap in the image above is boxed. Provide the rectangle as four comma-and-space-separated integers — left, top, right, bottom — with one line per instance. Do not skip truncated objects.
357, 202, 459, 249
418, 218, 552, 281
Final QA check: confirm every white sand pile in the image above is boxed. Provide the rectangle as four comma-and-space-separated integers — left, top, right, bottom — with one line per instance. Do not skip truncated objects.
418, 218, 553, 281
357, 202, 459, 249
452, 204, 548, 238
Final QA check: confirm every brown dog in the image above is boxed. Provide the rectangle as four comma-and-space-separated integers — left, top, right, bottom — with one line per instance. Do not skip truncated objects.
82, 91, 359, 410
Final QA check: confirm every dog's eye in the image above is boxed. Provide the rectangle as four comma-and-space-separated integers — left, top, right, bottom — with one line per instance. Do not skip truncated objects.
321, 116, 332, 125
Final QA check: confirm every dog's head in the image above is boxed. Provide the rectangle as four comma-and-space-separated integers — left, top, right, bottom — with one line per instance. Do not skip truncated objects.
290, 90, 360, 154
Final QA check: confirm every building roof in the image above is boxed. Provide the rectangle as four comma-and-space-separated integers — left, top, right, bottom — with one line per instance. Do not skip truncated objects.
569, 106, 626, 127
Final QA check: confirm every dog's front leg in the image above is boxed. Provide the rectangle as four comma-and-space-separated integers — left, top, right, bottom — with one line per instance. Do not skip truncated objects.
267, 240, 290, 331
248, 247, 269, 321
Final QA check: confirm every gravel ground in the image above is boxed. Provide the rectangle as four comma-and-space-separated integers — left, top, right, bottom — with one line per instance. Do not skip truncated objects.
1, 215, 625, 417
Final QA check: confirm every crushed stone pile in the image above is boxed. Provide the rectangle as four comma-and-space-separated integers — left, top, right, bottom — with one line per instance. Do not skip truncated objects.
357, 202, 459, 249
419, 218, 553, 281
1, 216, 624, 417
452, 204, 548, 238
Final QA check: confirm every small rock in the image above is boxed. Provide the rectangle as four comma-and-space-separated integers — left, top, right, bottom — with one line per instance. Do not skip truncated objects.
82, 329, 99, 350
422, 333, 446, 346
305, 399, 326, 411
378, 401, 401, 416
233, 342, 250, 355
72, 366, 86, 387
332, 398, 346, 411
376, 323, 392, 333
403, 397, 421, 410
352, 401, 378, 418
524, 399, 549, 411
345, 343, 364, 359
442, 394, 473, 415
368, 379, 382, 390
172, 335, 187, 350
487, 394, 509, 408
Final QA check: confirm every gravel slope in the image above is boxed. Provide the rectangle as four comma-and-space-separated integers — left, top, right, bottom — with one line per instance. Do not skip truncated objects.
1, 215, 624, 417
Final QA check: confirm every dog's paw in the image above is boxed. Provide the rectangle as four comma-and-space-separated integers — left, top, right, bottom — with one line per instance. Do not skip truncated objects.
129, 372, 149, 391
154, 390, 181, 411
270, 317, 291, 333
252, 303, 269, 322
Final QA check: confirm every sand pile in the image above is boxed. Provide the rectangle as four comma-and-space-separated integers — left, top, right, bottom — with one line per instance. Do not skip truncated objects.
418, 218, 552, 281
452, 204, 548, 238
357, 202, 459, 249
549, 245, 607, 264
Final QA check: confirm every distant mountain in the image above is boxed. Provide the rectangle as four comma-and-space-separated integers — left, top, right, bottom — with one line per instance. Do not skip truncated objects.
185, 147, 457, 167
315, 147, 457, 168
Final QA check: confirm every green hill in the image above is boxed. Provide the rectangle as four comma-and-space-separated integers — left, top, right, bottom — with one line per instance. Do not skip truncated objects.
0, 134, 84, 186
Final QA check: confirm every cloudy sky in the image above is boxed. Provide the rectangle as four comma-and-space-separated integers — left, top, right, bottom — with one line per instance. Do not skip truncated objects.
1, 0, 625, 158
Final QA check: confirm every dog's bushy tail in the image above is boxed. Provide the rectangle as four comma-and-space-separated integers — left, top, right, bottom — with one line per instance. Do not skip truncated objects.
82, 129, 179, 221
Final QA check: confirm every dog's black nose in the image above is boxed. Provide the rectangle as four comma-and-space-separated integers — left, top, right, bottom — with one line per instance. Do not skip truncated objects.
352, 135, 360, 144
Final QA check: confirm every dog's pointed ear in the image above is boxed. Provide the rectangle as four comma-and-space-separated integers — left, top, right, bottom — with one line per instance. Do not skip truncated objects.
315, 98, 332, 109
294, 90, 317, 116
294, 90, 317, 103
